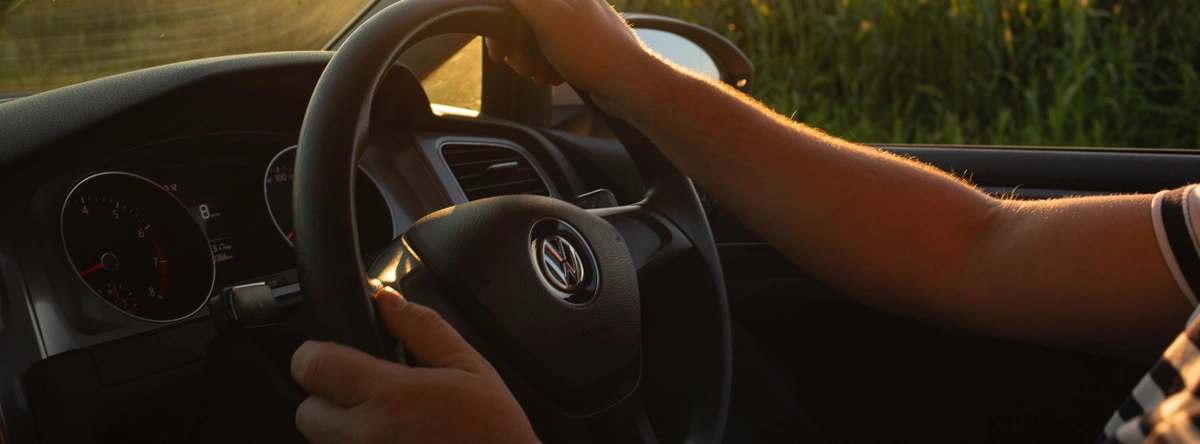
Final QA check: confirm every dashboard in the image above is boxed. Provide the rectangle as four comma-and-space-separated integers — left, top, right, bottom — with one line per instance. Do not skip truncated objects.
0, 51, 605, 443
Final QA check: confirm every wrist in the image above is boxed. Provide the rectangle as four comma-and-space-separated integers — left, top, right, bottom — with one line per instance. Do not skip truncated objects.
588, 51, 679, 121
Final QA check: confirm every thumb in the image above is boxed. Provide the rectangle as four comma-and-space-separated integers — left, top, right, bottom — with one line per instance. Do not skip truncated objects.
374, 287, 487, 372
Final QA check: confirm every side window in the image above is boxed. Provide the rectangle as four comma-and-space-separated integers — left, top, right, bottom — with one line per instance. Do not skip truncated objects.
611, 1, 1198, 149
420, 36, 483, 114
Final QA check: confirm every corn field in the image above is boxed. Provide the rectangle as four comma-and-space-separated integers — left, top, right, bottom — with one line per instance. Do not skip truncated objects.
619, 0, 1200, 148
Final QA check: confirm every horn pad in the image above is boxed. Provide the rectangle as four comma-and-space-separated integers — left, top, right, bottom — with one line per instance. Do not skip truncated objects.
401, 195, 641, 412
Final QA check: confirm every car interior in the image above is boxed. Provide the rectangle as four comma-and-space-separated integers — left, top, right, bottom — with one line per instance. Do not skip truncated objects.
0, 0, 1190, 443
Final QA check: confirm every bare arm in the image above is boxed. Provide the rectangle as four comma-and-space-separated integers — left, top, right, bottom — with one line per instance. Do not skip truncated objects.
496, 0, 1191, 360
613, 61, 1187, 360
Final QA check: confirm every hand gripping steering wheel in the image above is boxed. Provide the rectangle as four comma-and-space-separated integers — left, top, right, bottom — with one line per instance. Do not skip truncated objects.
293, 0, 732, 441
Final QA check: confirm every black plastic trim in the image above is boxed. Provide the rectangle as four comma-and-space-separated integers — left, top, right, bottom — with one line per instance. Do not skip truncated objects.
883, 145, 1200, 193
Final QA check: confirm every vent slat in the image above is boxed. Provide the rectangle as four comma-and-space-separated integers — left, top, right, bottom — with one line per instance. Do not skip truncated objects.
443, 156, 525, 168
454, 167, 539, 181
442, 146, 508, 155
462, 178, 544, 193
442, 144, 549, 201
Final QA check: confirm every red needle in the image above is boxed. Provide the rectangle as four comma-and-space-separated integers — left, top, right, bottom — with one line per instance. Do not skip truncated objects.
80, 263, 104, 276
287, 231, 294, 239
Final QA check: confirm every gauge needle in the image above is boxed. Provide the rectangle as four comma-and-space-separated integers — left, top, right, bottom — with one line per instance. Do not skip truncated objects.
80, 263, 104, 276
110, 283, 123, 302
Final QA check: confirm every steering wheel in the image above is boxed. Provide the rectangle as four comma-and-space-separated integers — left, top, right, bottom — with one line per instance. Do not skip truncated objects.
292, 0, 732, 442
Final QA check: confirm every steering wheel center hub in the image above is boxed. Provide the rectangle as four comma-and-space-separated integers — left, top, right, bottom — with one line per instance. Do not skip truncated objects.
532, 218, 598, 303
370, 195, 642, 414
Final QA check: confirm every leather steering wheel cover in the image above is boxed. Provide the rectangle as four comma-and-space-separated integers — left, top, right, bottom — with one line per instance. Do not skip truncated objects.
294, 0, 538, 356
294, 1, 732, 442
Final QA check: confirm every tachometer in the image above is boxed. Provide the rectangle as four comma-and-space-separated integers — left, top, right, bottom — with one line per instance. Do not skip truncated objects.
264, 146, 394, 252
61, 172, 215, 322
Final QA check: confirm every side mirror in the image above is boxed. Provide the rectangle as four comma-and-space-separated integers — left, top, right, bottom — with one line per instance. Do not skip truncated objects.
625, 14, 754, 94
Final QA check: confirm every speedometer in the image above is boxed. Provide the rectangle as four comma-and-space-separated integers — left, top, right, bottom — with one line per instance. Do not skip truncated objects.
61, 172, 215, 322
263, 146, 394, 252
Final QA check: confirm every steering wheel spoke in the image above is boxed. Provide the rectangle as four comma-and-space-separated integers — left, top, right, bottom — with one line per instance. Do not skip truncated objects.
588, 205, 693, 277
529, 389, 660, 444
589, 391, 661, 444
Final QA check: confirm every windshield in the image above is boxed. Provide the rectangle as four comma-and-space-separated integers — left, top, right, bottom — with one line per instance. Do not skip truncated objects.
0, 0, 374, 95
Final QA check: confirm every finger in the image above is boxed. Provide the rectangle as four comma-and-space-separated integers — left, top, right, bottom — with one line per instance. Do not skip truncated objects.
291, 340, 390, 407
485, 38, 513, 62
548, 70, 565, 87
295, 396, 359, 444
505, 50, 537, 78
375, 287, 486, 372
532, 64, 553, 86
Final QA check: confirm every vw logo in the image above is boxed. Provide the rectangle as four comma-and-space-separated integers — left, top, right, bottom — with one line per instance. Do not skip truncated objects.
539, 234, 586, 292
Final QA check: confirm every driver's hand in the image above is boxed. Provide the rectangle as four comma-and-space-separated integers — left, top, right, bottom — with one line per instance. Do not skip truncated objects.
486, 0, 659, 115
290, 287, 539, 444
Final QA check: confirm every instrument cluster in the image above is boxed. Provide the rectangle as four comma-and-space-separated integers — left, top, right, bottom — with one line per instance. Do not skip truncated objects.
60, 136, 394, 322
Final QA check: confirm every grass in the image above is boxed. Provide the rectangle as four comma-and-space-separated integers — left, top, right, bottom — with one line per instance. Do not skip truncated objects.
617, 0, 1200, 149
0, 0, 369, 94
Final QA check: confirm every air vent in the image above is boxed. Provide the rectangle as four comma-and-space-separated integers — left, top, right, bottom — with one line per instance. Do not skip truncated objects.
442, 143, 549, 201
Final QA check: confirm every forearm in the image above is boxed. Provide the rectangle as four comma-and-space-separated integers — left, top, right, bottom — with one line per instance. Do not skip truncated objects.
603, 59, 1189, 357
603, 59, 997, 310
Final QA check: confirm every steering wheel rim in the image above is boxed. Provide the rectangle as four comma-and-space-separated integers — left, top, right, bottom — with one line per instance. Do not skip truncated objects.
293, 1, 732, 442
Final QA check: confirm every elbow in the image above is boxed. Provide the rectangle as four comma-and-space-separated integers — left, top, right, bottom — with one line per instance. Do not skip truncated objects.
938, 194, 1023, 306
